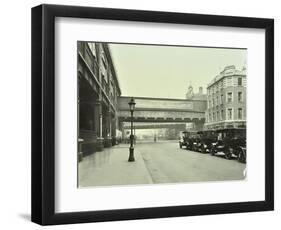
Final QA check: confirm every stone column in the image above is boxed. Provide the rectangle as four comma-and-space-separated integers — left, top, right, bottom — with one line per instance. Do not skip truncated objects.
94, 101, 104, 151
119, 121, 125, 143
77, 96, 83, 161
104, 110, 112, 147
111, 116, 116, 146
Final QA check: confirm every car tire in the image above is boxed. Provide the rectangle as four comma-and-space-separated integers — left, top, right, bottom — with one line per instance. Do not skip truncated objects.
179, 143, 182, 149
238, 149, 246, 163
211, 148, 215, 156
225, 147, 232, 160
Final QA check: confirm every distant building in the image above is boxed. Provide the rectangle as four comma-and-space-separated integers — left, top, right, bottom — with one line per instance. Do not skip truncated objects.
204, 65, 246, 130
186, 85, 207, 100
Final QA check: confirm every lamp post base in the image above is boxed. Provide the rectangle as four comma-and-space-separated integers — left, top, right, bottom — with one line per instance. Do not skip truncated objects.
128, 147, 135, 162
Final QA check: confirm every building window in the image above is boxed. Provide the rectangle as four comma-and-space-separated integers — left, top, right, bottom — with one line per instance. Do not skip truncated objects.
238, 108, 243, 119
227, 77, 232, 86
221, 94, 223, 104
238, 92, 243, 102
213, 112, 215, 121
217, 111, 220, 121
102, 74, 106, 90
88, 43, 96, 57
221, 110, 224, 120
102, 58, 107, 69
238, 77, 242, 86
227, 92, 233, 103
227, 108, 233, 120
209, 113, 212, 122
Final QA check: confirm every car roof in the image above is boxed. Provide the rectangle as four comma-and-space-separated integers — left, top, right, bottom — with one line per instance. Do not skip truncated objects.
182, 131, 197, 133
215, 128, 246, 132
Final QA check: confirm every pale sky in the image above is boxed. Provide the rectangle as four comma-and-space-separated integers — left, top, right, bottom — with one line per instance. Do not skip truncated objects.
109, 43, 246, 99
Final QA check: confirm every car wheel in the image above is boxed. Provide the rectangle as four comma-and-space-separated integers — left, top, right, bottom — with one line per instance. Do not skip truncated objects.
179, 143, 182, 149
211, 148, 215, 156
225, 147, 232, 160
238, 149, 246, 163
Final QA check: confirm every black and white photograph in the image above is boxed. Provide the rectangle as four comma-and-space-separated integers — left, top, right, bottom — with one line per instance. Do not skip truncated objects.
77, 42, 247, 187
29, 3, 274, 226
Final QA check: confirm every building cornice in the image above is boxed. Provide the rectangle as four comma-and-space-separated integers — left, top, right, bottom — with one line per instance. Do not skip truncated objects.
119, 95, 207, 102
207, 73, 246, 89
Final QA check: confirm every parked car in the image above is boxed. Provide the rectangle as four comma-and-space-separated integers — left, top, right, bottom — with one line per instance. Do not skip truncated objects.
179, 131, 198, 150
210, 128, 246, 163
189, 133, 201, 152
197, 130, 217, 153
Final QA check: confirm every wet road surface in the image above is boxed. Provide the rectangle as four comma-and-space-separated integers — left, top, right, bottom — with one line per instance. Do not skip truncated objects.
78, 140, 246, 187
136, 140, 246, 183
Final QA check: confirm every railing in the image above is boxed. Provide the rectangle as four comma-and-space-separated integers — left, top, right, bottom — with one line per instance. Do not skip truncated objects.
79, 42, 99, 78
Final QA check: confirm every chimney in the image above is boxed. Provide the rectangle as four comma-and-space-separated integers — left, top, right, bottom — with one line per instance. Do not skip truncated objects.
199, 87, 203, 95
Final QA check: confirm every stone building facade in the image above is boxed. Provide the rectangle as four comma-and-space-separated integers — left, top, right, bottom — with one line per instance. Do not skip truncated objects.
204, 65, 246, 130
78, 42, 121, 158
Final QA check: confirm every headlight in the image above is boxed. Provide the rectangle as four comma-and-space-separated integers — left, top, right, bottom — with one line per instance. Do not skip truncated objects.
204, 144, 207, 148
212, 143, 216, 146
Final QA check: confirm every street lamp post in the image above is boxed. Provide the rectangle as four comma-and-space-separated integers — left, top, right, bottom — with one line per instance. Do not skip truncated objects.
128, 98, 136, 162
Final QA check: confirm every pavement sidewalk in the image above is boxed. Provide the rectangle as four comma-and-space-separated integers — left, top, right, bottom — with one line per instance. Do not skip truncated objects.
78, 144, 153, 187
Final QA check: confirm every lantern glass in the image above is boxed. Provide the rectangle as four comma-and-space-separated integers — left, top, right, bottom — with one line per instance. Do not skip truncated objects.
128, 98, 136, 112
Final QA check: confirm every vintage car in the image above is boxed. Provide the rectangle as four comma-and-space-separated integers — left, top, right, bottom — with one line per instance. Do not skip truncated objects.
196, 130, 217, 153
179, 131, 198, 150
189, 133, 202, 152
210, 128, 246, 163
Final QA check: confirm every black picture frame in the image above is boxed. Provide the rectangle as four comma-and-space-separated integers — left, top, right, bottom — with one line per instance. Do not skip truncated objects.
31, 4, 274, 225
